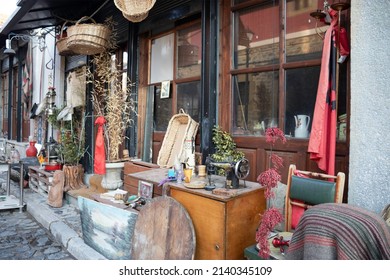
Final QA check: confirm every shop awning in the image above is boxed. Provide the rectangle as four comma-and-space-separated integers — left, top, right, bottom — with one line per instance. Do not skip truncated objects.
0, 0, 109, 44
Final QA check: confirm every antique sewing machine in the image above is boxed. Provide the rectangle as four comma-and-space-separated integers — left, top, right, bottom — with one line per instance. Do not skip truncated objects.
205, 156, 250, 189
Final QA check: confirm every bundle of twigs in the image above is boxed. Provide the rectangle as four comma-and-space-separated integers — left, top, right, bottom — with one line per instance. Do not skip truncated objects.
88, 50, 135, 161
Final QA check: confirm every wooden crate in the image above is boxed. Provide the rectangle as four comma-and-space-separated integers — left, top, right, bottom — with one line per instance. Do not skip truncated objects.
28, 166, 54, 197
123, 160, 161, 197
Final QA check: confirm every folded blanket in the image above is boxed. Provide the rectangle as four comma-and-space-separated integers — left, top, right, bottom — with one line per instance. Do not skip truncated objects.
286, 203, 390, 260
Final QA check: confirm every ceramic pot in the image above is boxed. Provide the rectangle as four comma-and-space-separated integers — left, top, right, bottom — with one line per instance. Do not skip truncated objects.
26, 141, 38, 157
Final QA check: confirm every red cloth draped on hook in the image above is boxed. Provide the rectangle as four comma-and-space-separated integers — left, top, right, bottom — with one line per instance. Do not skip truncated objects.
94, 116, 106, 174
308, 8, 339, 176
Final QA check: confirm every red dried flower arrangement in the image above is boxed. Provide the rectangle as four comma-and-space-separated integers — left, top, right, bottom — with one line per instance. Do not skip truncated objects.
256, 127, 287, 258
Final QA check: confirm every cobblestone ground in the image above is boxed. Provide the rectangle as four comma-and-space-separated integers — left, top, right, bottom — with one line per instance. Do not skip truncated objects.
0, 182, 75, 260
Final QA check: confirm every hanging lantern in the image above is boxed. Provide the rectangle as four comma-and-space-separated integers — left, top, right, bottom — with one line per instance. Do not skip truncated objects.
45, 87, 57, 116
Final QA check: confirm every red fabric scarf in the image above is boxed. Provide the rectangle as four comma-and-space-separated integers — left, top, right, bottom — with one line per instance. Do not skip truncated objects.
94, 116, 106, 174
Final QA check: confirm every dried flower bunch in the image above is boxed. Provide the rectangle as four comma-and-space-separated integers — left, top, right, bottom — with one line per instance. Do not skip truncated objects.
256, 127, 287, 259
87, 18, 136, 161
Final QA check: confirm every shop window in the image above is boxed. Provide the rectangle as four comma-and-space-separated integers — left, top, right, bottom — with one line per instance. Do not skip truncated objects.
285, 66, 320, 136
154, 84, 172, 131
232, 1, 279, 136
177, 81, 201, 122
150, 33, 174, 84
286, 0, 326, 62
231, 0, 348, 138
233, 2, 279, 70
233, 72, 279, 135
177, 25, 202, 79
150, 21, 202, 132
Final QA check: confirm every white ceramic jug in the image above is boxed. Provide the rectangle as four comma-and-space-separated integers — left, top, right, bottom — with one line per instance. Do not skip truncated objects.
294, 115, 310, 138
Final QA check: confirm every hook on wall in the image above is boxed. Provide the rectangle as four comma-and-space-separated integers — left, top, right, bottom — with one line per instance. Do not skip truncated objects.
46, 59, 54, 70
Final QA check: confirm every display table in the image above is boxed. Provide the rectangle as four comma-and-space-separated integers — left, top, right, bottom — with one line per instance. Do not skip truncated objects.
127, 168, 266, 260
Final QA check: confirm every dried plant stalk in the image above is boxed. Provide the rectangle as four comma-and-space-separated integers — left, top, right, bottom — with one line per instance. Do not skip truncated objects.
87, 48, 135, 161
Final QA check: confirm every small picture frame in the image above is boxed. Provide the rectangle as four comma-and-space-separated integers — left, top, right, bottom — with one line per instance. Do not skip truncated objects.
160, 80, 170, 99
138, 181, 154, 199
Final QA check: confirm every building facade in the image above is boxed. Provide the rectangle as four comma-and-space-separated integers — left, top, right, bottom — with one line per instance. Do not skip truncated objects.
0, 0, 389, 213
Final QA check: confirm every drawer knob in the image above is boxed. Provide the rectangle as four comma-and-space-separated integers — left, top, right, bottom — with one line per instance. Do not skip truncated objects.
215, 244, 220, 251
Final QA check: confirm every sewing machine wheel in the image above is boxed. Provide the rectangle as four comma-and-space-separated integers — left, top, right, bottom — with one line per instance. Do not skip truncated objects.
234, 158, 250, 180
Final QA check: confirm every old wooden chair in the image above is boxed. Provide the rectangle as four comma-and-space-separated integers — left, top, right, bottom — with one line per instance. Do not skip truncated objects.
244, 164, 345, 260
284, 164, 345, 232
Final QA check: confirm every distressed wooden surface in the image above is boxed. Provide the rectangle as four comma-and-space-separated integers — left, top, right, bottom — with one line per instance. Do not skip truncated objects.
128, 168, 264, 202
132, 196, 195, 260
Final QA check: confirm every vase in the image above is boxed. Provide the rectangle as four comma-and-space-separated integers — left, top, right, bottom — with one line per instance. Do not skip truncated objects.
101, 161, 125, 190
26, 141, 38, 157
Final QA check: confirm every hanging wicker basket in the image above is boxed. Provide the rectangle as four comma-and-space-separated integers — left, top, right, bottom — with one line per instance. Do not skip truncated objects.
56, 21, 75, 56
66, 16, 111, 55
114, 0, 156, 22
122, 11, 149, 23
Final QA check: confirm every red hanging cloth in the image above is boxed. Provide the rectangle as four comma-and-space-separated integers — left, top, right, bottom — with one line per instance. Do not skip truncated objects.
308, 8, 341, 176
94, 116, 106, 174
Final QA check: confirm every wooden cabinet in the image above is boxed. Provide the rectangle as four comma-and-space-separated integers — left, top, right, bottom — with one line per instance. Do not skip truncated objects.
128, 168, 265, 260
170, 186, 264, 259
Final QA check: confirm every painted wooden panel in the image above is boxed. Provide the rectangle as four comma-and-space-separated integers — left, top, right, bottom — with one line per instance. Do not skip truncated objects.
78, 197, 138, 260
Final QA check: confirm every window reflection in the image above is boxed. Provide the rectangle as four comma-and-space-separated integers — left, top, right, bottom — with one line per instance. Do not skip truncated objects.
232, 72, 279, 136
177, 24, 202, 79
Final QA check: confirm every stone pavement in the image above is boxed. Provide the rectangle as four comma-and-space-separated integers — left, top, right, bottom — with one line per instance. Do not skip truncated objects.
0, 209, 74, 260
0, 172, 107, 260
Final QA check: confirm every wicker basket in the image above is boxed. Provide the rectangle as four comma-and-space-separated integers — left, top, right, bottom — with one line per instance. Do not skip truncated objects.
122, 11, 149, 23
56, 21, 76, 56
114, 0, 156, 22
66, 16, 111, 55
157, 109, 199, 168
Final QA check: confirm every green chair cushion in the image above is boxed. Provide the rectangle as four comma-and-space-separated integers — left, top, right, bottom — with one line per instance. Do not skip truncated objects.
290, 175, 336, 205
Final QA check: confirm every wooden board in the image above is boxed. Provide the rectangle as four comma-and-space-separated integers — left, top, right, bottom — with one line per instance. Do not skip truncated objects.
132, 196, 195, 260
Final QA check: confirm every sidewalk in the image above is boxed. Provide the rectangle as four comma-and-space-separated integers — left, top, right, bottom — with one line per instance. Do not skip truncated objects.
1, 173, 107, 260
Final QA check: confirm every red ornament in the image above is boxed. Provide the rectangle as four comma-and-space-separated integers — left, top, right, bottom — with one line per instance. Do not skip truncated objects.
26, 141, 38, 157
272, 236, 290, 253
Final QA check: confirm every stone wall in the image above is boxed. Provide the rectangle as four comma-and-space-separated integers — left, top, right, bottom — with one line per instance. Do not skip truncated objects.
349, 0, 390, 213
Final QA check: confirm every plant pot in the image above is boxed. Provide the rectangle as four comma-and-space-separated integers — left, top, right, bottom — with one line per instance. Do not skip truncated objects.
63, 164, 86, 191
102, 161, 125, 190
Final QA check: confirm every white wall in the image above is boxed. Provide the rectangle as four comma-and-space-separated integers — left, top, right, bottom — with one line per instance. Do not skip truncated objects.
30, 28, 63, 144
349, 0, 390, 213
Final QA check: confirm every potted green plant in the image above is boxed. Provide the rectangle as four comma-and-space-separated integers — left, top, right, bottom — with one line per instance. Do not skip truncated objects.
48, 106, 87, 191
210, 126, 244, 176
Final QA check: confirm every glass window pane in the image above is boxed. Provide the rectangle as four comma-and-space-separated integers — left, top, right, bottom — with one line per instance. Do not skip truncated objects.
286, 0, 328, 62
177, 24, 202, 79
233, 1, 279, 69
154, 85, 172, 131
232, 72, 279, 136
285, 66, 320, 138
177, 81, 201, 123
150, 33, 174, 84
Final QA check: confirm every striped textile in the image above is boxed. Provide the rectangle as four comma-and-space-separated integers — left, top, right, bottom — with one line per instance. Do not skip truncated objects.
286, 203, 390, 260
